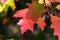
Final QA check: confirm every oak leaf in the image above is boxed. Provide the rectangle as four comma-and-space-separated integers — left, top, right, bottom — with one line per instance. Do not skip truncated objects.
13, 0, 46, 34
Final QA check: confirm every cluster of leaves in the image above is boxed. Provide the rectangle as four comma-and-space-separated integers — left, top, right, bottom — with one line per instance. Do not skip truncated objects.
0, 0, 60, 40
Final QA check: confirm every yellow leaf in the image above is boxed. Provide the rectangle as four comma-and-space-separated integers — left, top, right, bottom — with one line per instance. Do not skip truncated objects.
56, 5, 60, 10
38, 0, 44, 4
5, 0, 16, 10
45, 0, 50, 6
0, 6, 3, 12
39, 0, 51, 6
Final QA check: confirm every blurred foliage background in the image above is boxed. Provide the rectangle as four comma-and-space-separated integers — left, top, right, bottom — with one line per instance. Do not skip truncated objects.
0, 0, 60, 40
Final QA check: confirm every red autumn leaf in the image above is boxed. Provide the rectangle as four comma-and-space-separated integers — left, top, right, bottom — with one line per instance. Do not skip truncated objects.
26, 0, 46, 30
50, 16, 60, 40
36, 18, 46, 30
13, 8, 46, 34
17, 19, 34, 34
13, 0, 46, 34
48, 0, 54, 2
48, 0, 60, 2
13, 8, 29, 18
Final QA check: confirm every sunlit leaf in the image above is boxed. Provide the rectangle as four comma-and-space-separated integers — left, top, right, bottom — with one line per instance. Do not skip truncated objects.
1, 0, 15, 10
38, 0, 44, 4
4, 0, 16, 10
56, 5, 60, 10
0, 6, 3, 12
